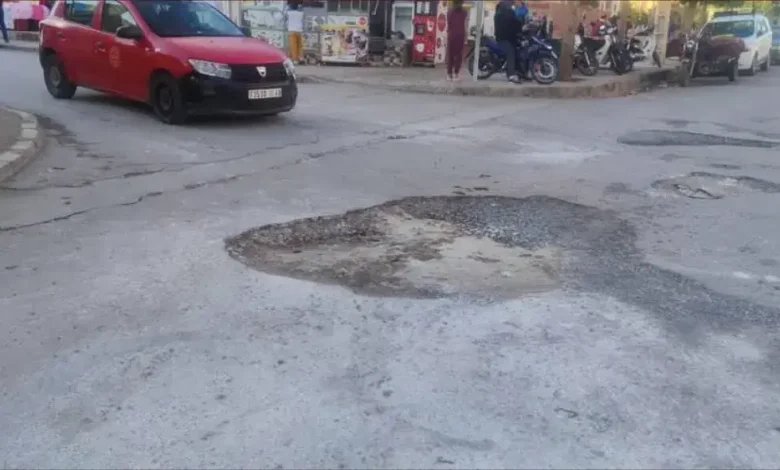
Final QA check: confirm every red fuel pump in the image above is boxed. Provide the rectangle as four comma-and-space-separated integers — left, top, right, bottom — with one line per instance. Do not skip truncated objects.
411, 0, 437, 64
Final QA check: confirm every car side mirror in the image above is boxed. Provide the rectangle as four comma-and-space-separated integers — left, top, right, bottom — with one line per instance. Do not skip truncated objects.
116, 24, 143, 40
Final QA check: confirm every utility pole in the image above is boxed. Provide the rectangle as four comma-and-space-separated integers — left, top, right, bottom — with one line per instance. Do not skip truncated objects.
472, 0, 484, 83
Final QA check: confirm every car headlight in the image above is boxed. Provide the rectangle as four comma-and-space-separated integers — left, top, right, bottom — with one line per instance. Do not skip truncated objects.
188, 59, 232, 79
283, 58, 296, 79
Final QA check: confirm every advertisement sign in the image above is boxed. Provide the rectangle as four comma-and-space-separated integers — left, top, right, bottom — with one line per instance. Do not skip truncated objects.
320, 15, 369, 63
241, 3, 287, 50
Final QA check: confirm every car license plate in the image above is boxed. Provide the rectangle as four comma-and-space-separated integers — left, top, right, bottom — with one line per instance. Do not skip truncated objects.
248, 88, 282, 100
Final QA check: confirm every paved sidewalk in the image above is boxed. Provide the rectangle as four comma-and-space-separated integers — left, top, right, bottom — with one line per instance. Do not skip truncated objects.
297, 62, 679, 98
0, 39, 38, 53
0, 107, 44, 182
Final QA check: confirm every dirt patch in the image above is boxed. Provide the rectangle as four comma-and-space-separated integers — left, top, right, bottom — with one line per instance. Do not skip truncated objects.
226, 203, 560, 299
227, 195, 637, 299
618, 130, 779, 148
652, 172, 780, 199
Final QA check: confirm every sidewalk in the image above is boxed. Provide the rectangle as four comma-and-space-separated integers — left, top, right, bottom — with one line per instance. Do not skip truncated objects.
297, 61, 679, 99
0, 107, 44, 182
0, 33, 39, 53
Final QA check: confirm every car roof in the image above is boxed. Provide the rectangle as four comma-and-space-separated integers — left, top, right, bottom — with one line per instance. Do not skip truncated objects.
710, 14, 765, 24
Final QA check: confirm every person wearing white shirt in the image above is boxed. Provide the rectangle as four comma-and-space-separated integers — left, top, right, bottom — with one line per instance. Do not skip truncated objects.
286, 3, 304, 64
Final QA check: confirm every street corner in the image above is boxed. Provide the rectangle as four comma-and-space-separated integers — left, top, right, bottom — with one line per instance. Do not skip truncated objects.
0, 107, 45, 183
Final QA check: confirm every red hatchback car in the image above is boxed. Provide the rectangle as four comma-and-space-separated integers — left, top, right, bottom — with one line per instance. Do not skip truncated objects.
39, 0, 298, 124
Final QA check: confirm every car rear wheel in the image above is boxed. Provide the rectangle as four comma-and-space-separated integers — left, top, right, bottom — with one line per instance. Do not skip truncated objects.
43, 53, 77, 99
150, 73, 187, 125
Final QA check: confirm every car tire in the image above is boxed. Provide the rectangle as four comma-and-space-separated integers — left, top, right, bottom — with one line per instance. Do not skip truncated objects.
150, 73, 188, 125
760, 56, 769, 72
43, 53, 77, 99
746, 54, 758, 76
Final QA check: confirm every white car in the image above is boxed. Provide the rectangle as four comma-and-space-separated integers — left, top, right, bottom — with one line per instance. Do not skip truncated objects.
701, 13, 773, 75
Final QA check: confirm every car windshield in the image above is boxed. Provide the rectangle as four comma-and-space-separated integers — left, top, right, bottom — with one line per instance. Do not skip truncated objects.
702, 20, 755, 38
132, 0, 243, 38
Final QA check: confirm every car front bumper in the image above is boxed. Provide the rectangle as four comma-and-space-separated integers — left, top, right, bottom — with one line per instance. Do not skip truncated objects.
180, 73, 298, 115
738, 50, 755, 70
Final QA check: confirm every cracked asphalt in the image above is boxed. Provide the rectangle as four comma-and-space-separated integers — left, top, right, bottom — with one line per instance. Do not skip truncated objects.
2, 47, 780, 468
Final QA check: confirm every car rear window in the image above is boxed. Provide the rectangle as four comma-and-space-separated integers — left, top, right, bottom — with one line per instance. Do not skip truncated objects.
703, 20, 755, 38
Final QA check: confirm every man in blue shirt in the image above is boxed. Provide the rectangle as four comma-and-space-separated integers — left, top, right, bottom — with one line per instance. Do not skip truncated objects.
0, 0, 9, 44
514, 1, 529, 23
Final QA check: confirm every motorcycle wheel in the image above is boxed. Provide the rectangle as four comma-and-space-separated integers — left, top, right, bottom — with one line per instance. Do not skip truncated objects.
610, 52, 626, 75
467, 46, 496, 80
727, 61, 738, 82
575, 49, 598, 76
679, 62, 691, 87
532, 57, 558, 84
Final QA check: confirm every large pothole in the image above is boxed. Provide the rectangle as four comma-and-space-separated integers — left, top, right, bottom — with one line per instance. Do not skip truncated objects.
618, 130, 779, 148
226, 196, 633, 299
652, 172, 780, 199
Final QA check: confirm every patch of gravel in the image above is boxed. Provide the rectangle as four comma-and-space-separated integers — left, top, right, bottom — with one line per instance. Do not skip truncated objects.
225, 196, 633, 299
226, 195, 780, 337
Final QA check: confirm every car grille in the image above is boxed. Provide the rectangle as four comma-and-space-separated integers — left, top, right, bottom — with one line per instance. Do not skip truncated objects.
230, 63, 288, 83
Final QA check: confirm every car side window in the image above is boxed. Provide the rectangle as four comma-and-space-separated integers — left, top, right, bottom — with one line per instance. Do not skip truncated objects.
101, 0, 138, 34
63, 0, 98, 27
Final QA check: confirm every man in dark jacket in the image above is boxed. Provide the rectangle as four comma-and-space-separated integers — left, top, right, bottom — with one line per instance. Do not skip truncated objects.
494, 0, 520, 83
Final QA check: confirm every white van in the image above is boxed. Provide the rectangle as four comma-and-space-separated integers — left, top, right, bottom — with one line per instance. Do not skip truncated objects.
702, 13, 773, 75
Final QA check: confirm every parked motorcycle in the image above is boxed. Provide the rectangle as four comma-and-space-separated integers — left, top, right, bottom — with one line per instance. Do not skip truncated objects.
591, 24, 632, 75
626, 25, 662, 69
679, 31, 743, 87
466, 29, 559, 84
573, 23, 598, 76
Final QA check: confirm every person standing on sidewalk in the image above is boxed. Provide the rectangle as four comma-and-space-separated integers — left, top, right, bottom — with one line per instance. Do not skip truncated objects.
0, 0, 10, 44
494, 0, 521, 83
286, 1, 304, 65
445, 0, 467, 81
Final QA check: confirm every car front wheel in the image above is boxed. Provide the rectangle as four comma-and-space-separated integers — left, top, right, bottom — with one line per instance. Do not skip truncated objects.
43, 53, 77, 99
150, 73, 188, 125
760, 55, 769, 72
746, 54, 758, 76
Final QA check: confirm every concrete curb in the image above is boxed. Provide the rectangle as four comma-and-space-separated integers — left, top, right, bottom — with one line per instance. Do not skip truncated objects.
297, 66, 678, 98
0, 42, 39, 53
0, 108, 45, 183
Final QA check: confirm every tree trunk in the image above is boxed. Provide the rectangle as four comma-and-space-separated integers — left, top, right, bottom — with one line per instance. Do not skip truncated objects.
618, 0, 630, 37
559, 0, 580, 81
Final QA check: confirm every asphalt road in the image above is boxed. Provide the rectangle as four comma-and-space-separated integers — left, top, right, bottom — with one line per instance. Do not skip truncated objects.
2, 47, 780, 468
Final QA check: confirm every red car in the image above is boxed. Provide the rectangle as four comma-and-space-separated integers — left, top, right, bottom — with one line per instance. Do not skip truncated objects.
39, 0, 298, 124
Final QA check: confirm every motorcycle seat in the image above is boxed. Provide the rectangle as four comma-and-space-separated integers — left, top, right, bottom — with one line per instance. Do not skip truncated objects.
584, 37, 605, 50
